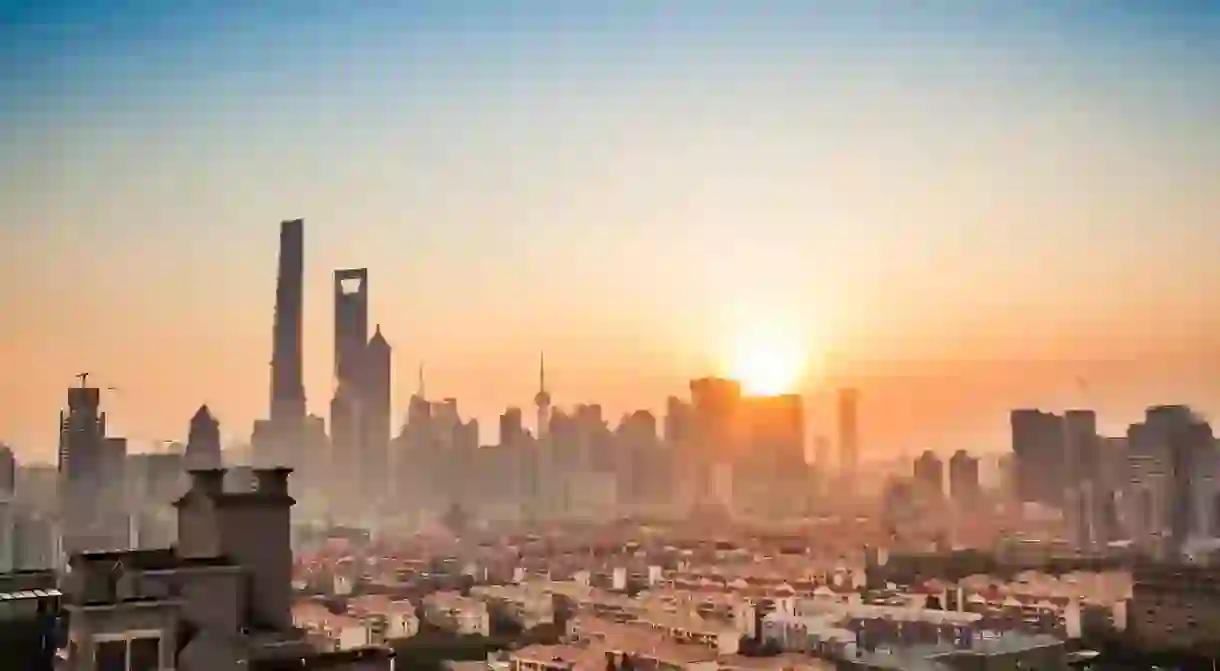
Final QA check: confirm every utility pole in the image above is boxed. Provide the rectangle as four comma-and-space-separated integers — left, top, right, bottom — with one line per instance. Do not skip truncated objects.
75, 372, 90, 388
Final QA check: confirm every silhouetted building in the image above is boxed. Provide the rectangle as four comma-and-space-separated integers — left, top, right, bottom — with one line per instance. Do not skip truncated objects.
616, 409, 664, 507
329, 381, 363, 512
913, 450, 943, 499
500, 407, 525, 447
1127, 405, 1216, 559
689, 377, 742, 509
329, 268, 395, 516
535, 353, 552, 441
269, 219, 306, 424
838, 388, 859, 481
738, 393, 805, 514
948, 450, 980, 504
0, 444, 14, 496
333, 268, 369, 388
254, 219, 312, 480
360, 325, 392, 503
663, 396, 691, 451
58, 384, 128, 554
1064, 409, 1099, 490
185, 405, 221, 470
1010, 409, 1065, 506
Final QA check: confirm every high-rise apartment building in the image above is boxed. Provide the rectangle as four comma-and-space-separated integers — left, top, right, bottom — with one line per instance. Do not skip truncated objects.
689, 377, 742, 508
913, 450, 944, 498
1127, 405, 1217, 559
1010, 409, 1066, 506
948, 449, 980, 504
57, 384, 128, 553
1064, 409, 1099, 489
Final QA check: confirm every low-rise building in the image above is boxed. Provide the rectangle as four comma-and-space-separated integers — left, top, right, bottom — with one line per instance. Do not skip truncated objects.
347, 595, 420, 641
1128, 562, 1220, 654
424, 591, 491, 636
63, 467, 395, 671
472, 584, 555, 629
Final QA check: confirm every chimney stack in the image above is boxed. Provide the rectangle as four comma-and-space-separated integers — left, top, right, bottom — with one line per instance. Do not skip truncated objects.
188, 468, 227, 497
254, 467, 293, 497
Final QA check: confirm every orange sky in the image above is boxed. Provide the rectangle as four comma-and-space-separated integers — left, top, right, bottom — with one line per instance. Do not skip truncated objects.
3, 2, 1220, 463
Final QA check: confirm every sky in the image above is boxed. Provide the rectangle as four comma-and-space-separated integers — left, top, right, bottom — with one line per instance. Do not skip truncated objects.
2, 1, 1220, 462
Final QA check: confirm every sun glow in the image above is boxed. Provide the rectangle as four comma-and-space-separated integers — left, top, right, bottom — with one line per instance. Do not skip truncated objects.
725, 324, 810, 396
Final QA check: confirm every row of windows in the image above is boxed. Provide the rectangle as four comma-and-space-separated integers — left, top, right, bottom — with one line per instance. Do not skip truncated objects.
94, 636, 160, 671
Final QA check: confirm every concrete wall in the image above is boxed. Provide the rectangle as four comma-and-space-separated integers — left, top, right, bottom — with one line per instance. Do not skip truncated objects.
66, 602, 180, 671
174, 566, 247, 636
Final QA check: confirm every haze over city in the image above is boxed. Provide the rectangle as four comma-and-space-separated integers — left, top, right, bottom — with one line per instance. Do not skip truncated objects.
11, 3, 1220, 671
3, 1, 1220, 461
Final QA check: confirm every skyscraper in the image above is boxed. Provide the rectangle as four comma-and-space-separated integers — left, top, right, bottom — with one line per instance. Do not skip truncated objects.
689, 377, 742, 509
57, 382, 127, 553
838, 387, 859, 478
1010, 409, 1066, 506
1064, 409, 1099, 490
254, 219, 308, 471
333, 268, 370, 387
913, 450, 944, 498
360, 326, 392, 501
269, 219, 306, 423
534, 353, 552, 441
330, 268, 369, 512
948, 449, 981, 504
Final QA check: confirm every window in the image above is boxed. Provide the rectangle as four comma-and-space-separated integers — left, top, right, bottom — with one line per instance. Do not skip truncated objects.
95, 640, 126, 671
92, 633, 163, 671
129, 637, 160, 671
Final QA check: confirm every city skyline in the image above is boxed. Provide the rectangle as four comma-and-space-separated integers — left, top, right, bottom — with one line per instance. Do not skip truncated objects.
4, 2, 1220, 459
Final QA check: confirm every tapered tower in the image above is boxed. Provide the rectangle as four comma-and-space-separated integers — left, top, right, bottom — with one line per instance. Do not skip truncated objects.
269, 219, 306, 422
534, 353, 551, 440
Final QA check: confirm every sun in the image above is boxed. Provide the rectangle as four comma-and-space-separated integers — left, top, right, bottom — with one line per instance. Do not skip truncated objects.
724, 325, 810, 396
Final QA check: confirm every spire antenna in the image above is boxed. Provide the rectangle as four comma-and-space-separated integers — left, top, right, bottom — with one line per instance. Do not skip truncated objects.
539, 351, 546, 394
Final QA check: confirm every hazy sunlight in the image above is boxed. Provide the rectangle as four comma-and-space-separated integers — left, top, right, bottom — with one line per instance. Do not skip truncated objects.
725, 325, 809, 396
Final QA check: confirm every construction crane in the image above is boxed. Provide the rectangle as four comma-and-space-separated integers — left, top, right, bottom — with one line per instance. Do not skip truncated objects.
72, 372, 120, 393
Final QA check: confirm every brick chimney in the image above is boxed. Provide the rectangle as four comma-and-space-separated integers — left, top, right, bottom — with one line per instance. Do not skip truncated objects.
187, 468, 226, 497
253, 467, 292, 498
221, 467, 296, 631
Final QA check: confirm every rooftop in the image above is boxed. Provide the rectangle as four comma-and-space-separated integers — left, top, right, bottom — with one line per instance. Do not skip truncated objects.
250, 646, 395, 670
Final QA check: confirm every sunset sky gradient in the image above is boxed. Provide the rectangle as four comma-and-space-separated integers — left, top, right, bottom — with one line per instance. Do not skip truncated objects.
3, 1, 1219, 461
